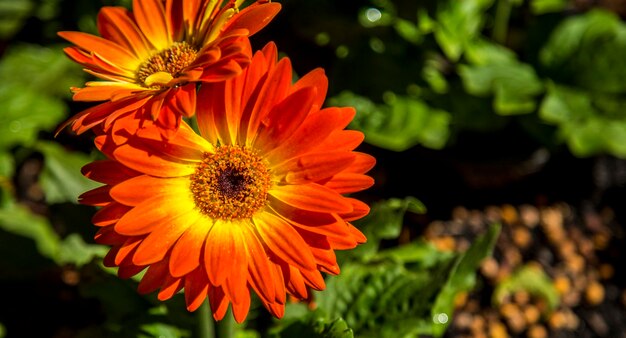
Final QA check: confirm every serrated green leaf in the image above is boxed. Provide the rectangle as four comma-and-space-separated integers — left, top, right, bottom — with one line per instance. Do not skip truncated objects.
269, 309, 353, 338
57, 234, 107, 267
36, 141, 99, 204
493, 264, 559, 312
430, 224, 501, 337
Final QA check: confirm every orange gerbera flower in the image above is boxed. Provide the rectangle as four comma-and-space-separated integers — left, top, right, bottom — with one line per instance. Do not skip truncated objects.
58, 0, 280, 138
79, 42, 375, 322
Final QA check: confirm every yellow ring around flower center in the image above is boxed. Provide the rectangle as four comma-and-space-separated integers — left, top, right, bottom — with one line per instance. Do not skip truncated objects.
190, 146, 272, 220
136, 42, 198, 88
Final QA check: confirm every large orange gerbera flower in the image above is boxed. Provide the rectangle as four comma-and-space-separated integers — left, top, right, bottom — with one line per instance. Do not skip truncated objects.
79, 42, 375, 322
58, 0, 280, 138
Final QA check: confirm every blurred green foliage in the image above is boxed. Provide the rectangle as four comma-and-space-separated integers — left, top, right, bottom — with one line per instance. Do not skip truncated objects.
493, 264, 560, 313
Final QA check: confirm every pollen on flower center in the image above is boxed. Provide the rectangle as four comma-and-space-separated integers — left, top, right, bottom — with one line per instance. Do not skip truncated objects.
136, 42, 198, 88
190, 146, 272, 220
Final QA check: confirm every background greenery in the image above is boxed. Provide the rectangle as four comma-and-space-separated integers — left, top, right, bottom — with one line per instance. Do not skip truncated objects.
0, 0, 625, 337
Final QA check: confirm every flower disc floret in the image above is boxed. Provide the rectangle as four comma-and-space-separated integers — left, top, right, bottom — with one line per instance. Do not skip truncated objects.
190, 146, 271, 220
137, 42, 198, 88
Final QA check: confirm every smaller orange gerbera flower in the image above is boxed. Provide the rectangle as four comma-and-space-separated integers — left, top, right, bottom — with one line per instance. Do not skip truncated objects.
79, 42, 375, 322
58, 0, 280, 138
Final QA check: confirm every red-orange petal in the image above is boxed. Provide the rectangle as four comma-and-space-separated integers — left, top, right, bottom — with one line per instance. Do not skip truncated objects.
169, 217, 212, 278
253, 212, 317, 272
269, 184, 353, 214
225, 2, 281, 37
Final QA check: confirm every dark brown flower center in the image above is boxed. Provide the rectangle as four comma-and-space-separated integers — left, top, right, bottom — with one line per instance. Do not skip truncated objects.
136, 42, 198, 88
190, 146, 271, 220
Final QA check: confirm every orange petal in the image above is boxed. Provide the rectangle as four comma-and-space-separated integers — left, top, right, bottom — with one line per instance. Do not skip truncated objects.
277, 151, 356, 184
72, 83, 141, 102
285, 264, 308, 299
81, 159, 132, 186
137, 259, 169, 294
114, 193, 196, 236
345, 152, 376, 174
109, 175, 189, 206
225, 2, 281, 37
78, 185, 111, 206
266, 107, 356, 164
315, 130, 365, 152
291, 68, 328, 111
111, 139, 198, 177
339, 198, 371, 222
157, 275, 184, 301
229, 286, 251, 324
254, 86, 315, 151
209, 286, 229, 321
185, 267, 209, 312
269, 183, 353, 214
115, 237, 143, 266
300, 268, 325, 291
244, 57, 292, 142
131, 210, 200, 265
58, 31, 139, 69
169, 217, 213, 278
92, 202, 132, 227
204, 220, 240, 286
132, 0, 170, 50
97, 6, 152, 60
240, 224, 276, 304
322, 173, 375, 194
253, 211, 317, 271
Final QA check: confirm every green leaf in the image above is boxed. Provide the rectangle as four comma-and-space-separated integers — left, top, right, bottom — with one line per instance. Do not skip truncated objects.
459, 56, 543, 115
36, 141, 100, 204
530, 0, 567, 14
57, 234, 108, 267
539, 83, 626, 158
493, 264, 559, 312
0, 202, 60, 260
0, 0, 33, 39
540, 9, 626, 93
430, 224, 501, 337
434, 0, 495, 61
0, 86, 65, 149
331, 91, 451, 151
394, 18, 422, 44
347, 197, 426, 260
0, 44, 84, 98
0, 44, 84, 149
138, 323, 190, 338
269, 309, 353, 338
0, 322, 5, 338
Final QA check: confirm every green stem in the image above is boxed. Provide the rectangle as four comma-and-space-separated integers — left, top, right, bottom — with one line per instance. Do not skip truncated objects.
198, 299, 215, 338
492, 0, 512, 45
216, 308, 234, 338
